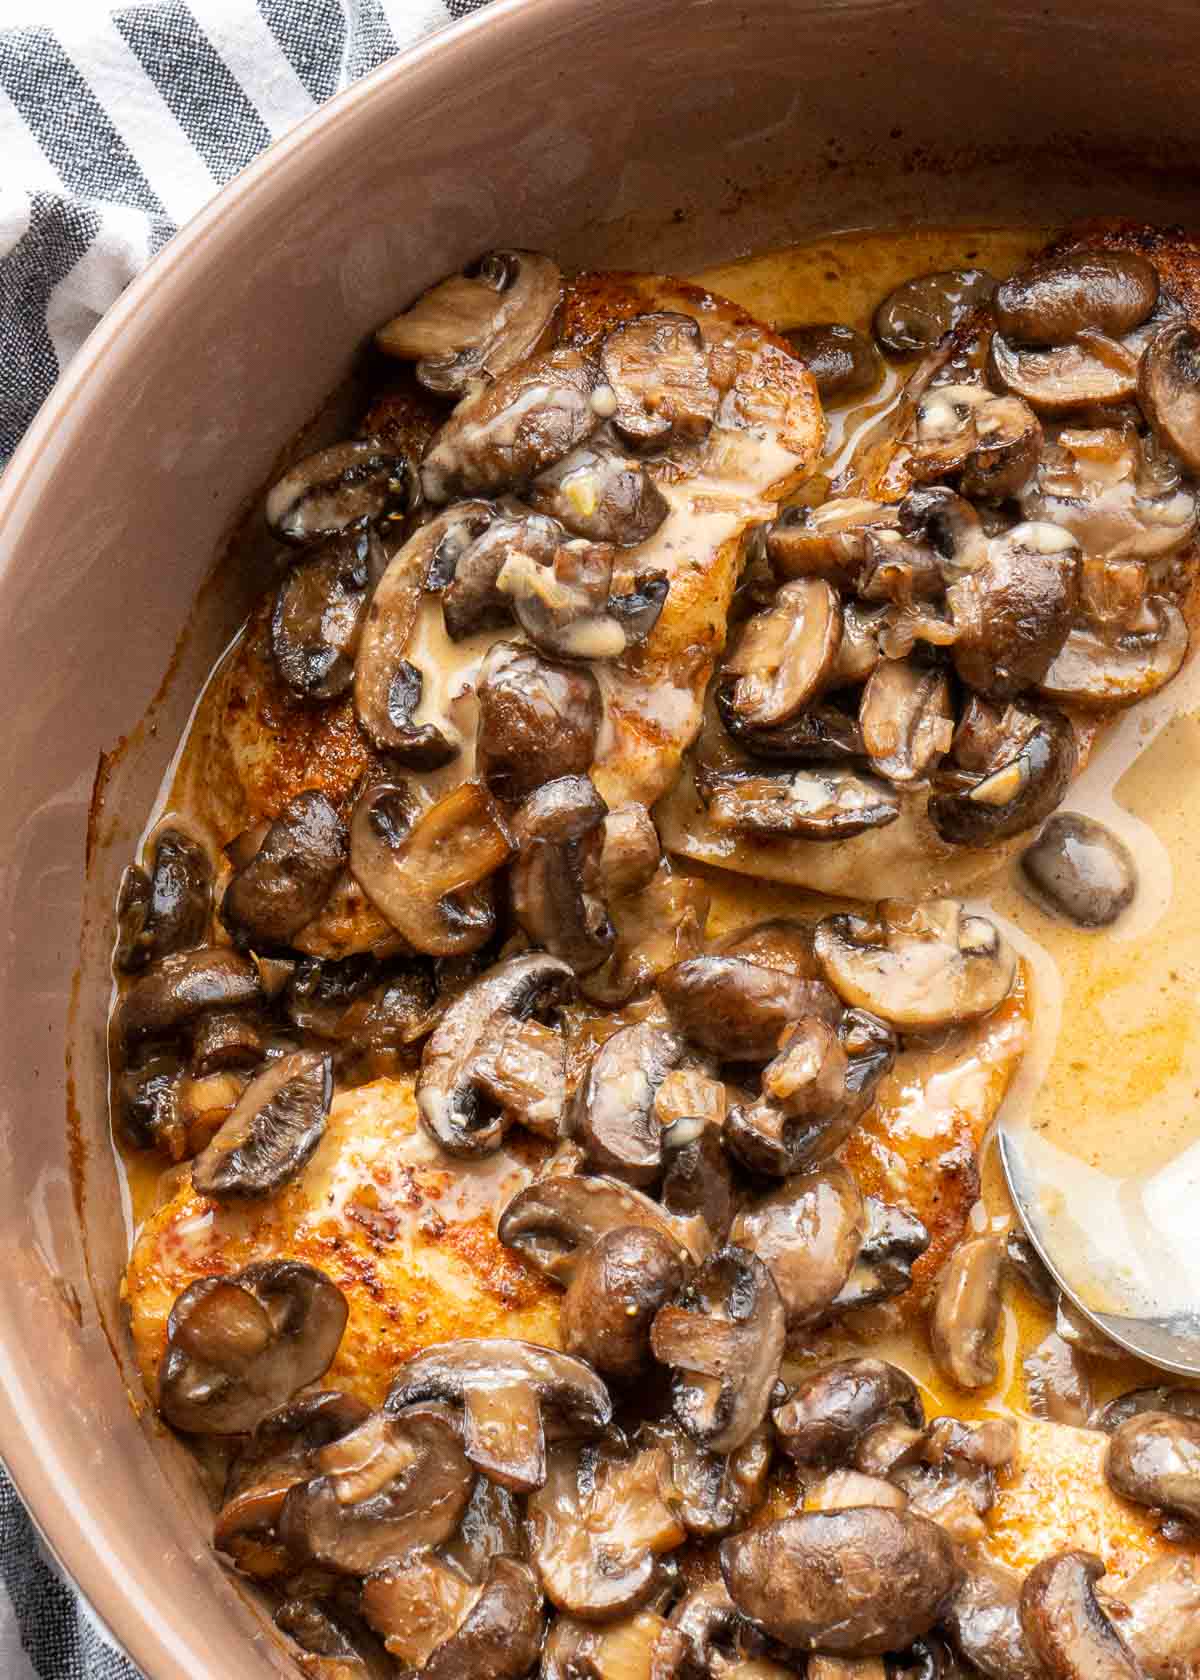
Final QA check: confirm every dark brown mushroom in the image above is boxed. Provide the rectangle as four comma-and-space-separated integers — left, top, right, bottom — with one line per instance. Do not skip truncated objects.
510, 776, 614, 975
908, 387, 1042, 502
271, 526, 384, 700
659, 954, 840, 1062
716, 685, 867, 766
714, 916, 820, 976
498, 1173, 710, 1286
874, 269, 995, 353
349, 780, 512, 958
947, 522, 1080, 699
442, 1472, 527, 1583
561, 1226, 691, 1379
1020, 812, 1137, 928
1106, 1412, 1200, 1528
416, 951, 571, 1157
1038, 599, 1188, 709
158, 1261, 347, 1434
385, 1337, 612, 1492
600, 311, 721, 450
944, 1546, 1045, 1680
222, 791, 347, 949
275, 1597, 393, 1680
1092, 1386, 1200, 1434
266, 441, 415, 545
542, 1609, 695, 1680
722, 579, 843, 729
115, 828, 212, 972
283, 953, 435, 1069
441, 509, 563, 640
116, 1051, 188, 1155
996, 251, 1158, 346
731, 1166, 866, 1325
191, 1049, 331, 1201
529, 434, 670, 545
651, 1247, 786, 1454
1004, 1229, 1059, 1307
697, 762, 902, 841
598, 804, 661, 900
661, 1124, 735, 1246
569, 1019, 687, 1183
786, 322, 880, 400
1139, 319, 1200, 475
189, 1010, 263, 1077
376, 249, 562, 393
497, 534, 667, 660
814, 901, 1016, 1031
860, 659, 955, 784
725, 1020, 856, 1179
116, 947, 263, 1047
833, 1196, 929, 1314
1024, 1332, 1093, 1428
1019, 1552, 1146, 1680
279, 1407, 474, 1575
422, 347, 600, 502
642, 1417, 772, 1540
1102, 1556, 1200, 1680
766, 497, 898, 590
891, 1417, 1016, 1545
721, 1508, 961, 1653
362, 1555, 544, 1679
928, 701, 1077, 847
897, 486, 989, 581
990, 333, 1140, 414
475, 641, 601, 803
930, 1234, 1005, 1390
669, 1579, 771, 1675
579, 861, 709, 1009
528, 1438, 685, 1618
772, 1359, 923, 1469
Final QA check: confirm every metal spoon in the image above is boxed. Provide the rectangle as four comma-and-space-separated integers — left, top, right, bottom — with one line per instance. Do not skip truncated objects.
999, 1121, 1200, 1377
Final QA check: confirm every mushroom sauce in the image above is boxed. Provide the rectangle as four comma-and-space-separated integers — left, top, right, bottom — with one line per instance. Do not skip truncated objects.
110, 227, 1200, 1678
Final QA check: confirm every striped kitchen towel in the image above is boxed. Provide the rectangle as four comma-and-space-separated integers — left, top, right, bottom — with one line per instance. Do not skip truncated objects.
0, 0, 492, 476
0, 2, 492, 1674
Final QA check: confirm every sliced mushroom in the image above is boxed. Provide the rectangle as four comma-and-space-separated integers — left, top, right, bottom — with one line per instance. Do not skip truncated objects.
814, 901, 1016, 1031
191, 1049, 331, 1201
832, 1197, 928, 1314
650, 1246, 786, 1454
1102, 1556, 1200, 1680
385, 1338, 612, 1493
442, 1473, 528, 1583
598, 804, 661, 900
656, 1065, 727, 1143
786, 323, 880, 401
475, 641, 602, 803
1092, 1386, 1200, 1434
569, 1019, 686, 1183
116, 1051, 188, 1155
279, 1407, 474, 1575
998, 251, 1159, 347
266, 441, 414, 546
928, 701, 1077, 847
529, 1438, 685, 1618
416, 952, 571, 1157
275, 1597, 393, 1680
930, 1234, 1005, 1390
1019, 1552, 1146, 1680
376, 250, 562, 393
661, 1125, 736, 1246
947, 522, 1080, 699
721, 1508, 961, 1653
222, 791, 347, 949
944, 1546, 1044, 1680
498, 1173, 711, 1285
990, 332, 1139, 414
725, 1020, 855, 1179
642, 1417, 772, 1540
116, 947, 263, 1048
1018, 424, 1196, 563
189, 1010, 263, 1078
772, 1359, 923, 1469
510, 776, 614, 975
498, 534, 667, 661
422, 347, 599, 503
731, 1166, 866, 1326
441, 510, 563, 640
350, 780, 512, 958
543, 1609, 694, 1680
1038, 598, 1188, 709
716, 687, 867, 765
658, 954, 840, 1061
116, 828, 212, 972
1106, 1412, 1200, 1528
272, 526, 384, 700
766, 498, 899, 591
284, 953, 435, 1067
529, 435, 670, 545
1139, 319, 1200, 475
908, 386, 1042, 501
893, 1417, 1017, 1545
561, 1226, 691, 1380
722, 580, 843, 729
897, 486, 989, 582
600, 311, 721, 450
860, 659, 954, 784
698, 763, 901, 841
874, 269, 996, 353
158, 1261, 347, 1434
1024, 1332, 1093, 1428
362, 1555, 544, 1679
580, 861, 709, 1009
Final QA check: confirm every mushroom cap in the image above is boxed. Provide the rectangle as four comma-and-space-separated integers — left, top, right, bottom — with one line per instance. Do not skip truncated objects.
771, 1357, 923, 1469
1037, 597, 1188, 710
1139, 318, 1200, 475
731, 1166, 866, 1325
929, 1234, 1005, 1391
497, 1173, 711, 1286
1018, 1551, 1145, 1680
721, 1508, 961, 1654
270, 526, 383, 700
1019, 812, 1137, 928
115, 827, 213, 973
529, 436, 669, 547
786, 323, 880, 402
994, 251, 1158, 347
476, 641, 601, 804
944, 1546, 1045, 1680
700, 763, 902, 842
599, 310, 721, 450
509, 776, 615, 977
929, 704, 1078, 848
814, 900, 1017, 1031
1105, 1411, 1200, 1528
989, 332, 1139, 414
560, 1226, 691, 1380
659, 954, 840, 1061
265, 440, 413, 545
723, 579, 843, 730
568, 1018, 686, 1182
191, 1049, 332, 1201
416, 951, 572, 1157
116, 947, 263, 1046
873, 269, 996, 354
221, 790, 347, 949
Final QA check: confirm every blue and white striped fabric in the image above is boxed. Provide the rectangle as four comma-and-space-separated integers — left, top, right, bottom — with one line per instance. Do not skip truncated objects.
0, 2, 491, 1669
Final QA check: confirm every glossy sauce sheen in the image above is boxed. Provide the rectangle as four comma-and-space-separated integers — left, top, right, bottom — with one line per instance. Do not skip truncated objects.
120, 228, 1200, 1588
